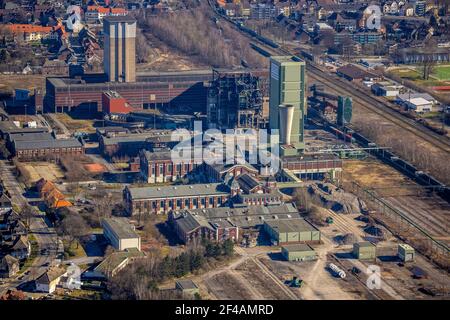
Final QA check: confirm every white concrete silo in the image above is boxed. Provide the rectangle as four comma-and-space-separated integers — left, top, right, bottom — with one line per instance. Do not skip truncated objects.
278, 104, 295, 145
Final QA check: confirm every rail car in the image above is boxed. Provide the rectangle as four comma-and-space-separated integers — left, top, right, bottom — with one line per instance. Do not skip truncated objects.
250, 43, 271, 57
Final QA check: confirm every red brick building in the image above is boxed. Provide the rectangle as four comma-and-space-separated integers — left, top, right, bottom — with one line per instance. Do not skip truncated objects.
139, 149, 202, 183
124, 183, 230, 215
102, 91, 134, 114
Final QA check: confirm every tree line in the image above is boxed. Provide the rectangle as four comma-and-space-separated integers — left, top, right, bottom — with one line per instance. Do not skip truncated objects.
134, 4, 266, 68
107, 239, 234, 299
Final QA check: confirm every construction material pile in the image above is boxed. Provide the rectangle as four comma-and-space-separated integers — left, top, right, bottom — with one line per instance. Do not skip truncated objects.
308, 182, 368, 215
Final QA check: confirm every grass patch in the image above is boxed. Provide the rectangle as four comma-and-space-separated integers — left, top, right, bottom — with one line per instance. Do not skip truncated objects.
55, 114, 96, 133
63, 239, 87, 259
418, 111, 442, 119
90, 227, 103, 234
61, 289, 103, 300
432, 65, 450, 80
392, 68, 421, 80
113, 163, 129, 169
18, 234, 39, 274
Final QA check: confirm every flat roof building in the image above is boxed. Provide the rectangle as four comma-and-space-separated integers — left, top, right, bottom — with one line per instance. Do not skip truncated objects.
264, 218, 321, 245
175, 280, 200, 297
281, 244, 317, 261
353, 242, 376, 260
91, 248, 144, 278
398, 244, 414, 262
102, 217, 141, 251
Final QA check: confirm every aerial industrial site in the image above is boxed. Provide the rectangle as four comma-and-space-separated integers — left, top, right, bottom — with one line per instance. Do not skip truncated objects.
0, 0, 449, 305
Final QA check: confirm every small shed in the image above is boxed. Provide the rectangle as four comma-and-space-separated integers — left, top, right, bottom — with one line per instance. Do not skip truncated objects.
353, 242, 376, 260
398, 244, 414, 262
175, 280, 199, 297
281, 244, 317, 262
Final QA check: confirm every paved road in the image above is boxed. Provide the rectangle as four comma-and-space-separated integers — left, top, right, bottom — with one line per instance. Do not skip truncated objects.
65, 256, 103, 266
0, 160, 59, 295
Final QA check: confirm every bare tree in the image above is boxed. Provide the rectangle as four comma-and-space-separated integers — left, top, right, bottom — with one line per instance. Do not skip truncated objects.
20, 204, 35, 230
293, 187, 313, 212
57, 213, 88, 249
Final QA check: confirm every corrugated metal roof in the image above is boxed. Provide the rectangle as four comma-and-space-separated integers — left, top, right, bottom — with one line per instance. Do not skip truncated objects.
128, 183, 229, 200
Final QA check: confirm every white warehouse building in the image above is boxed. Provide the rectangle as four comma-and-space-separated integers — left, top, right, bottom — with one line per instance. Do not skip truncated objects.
102, 217, 141, 251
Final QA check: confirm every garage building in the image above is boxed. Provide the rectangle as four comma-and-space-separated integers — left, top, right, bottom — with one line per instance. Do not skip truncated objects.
281, 244, 318, 261
263, 218, 321, 245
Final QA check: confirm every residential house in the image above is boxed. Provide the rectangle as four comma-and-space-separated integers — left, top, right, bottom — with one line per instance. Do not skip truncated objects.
36, 179, 72, 209
0, 255, 19, 278
10, 235, 31, 260
35, 266, 67, 293
6, 24, 58, 42
84, 6, 128, 24
250, 3, 276, 20
0, 193, 12, 212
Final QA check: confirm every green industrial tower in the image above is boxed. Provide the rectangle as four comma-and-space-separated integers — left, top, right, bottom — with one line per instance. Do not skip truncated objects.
269, 56, 306, 156
337, 96, 353, 127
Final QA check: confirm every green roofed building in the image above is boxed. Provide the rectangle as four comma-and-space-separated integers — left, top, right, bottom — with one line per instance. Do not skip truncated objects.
398, 244, 414, 262
353, 242, 376, 260
281, 244, 317, 261
263, 218, 320, 245
93, 248, 145, 278
269, 56, 306, 156
175, 280, 200, 297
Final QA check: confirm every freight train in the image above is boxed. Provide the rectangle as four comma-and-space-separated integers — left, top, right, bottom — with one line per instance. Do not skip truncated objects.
236, 22, 280, 49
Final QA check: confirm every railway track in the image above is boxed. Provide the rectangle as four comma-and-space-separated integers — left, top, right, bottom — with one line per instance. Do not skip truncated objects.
207, 2, 450, 155
305, 66, 450, 154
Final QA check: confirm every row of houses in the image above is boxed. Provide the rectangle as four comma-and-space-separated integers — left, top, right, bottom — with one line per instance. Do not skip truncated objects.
36, 179, 72, 209
0, 197, 31, 278
218, 1, 291, 19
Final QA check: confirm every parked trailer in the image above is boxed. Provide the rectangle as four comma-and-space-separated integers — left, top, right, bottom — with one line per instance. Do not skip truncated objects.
328, 263, 346, 278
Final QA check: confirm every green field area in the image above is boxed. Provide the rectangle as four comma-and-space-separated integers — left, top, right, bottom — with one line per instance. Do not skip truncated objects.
433, 65, 450, 80
392, 65, 450, 84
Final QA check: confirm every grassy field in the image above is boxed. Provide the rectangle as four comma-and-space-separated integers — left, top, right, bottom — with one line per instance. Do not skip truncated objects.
392, 65, 450, 82
433, 65, 450, 80
63, 239, 87, 259
21, 162, 65, 183
55, 114, 97, 133
0, 75, 45, 95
